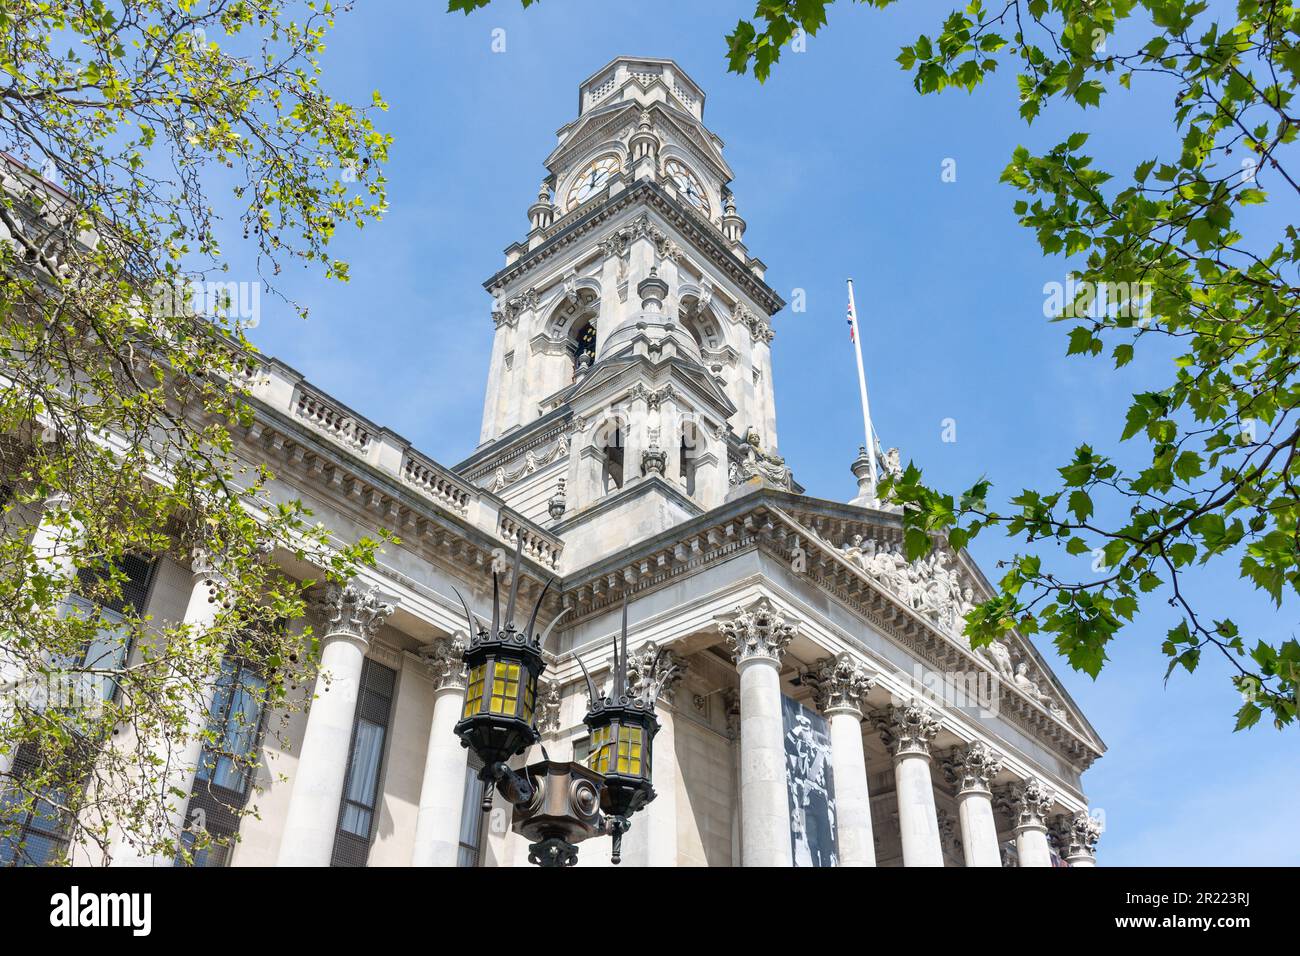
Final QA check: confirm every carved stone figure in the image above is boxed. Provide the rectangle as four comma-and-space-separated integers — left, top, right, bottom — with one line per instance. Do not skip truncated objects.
987, 640, 1016, 681
729, 428, 792, 490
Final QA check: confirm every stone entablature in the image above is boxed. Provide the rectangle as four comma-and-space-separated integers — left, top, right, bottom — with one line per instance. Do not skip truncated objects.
238, 354, 565, 572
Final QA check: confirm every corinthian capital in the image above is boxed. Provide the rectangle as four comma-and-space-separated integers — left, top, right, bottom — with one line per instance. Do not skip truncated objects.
998, 777, 1058, 831
419, 633, 467, 693
1050, 810, 1102, 862
538, 679, 562, 733
872, 699, 942, 757
802, 653, 875, 718
316, 581, 395, 647
942, 741, 1005, 795
622, 641, 687, 705
718, 597, 797, 666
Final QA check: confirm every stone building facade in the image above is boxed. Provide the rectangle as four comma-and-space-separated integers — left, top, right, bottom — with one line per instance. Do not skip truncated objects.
10, 56, 1105, 867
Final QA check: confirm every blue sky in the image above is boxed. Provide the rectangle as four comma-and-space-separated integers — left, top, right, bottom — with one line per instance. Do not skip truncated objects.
236, 1, 1299, 864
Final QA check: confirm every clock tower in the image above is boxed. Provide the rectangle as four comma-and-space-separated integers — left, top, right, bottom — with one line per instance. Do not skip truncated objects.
455, 57, 792, 569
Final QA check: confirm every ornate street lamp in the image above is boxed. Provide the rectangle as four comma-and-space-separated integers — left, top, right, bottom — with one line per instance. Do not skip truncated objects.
453, 542, 550, 780
575, 600, 658, 863
451, 539, 660, 867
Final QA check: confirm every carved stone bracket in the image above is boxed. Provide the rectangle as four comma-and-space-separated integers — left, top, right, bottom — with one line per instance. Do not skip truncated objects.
620, 641, 687, 705
538, 679, 563, 733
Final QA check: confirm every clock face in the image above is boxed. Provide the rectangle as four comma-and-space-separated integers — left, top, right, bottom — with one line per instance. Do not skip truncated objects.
664, 159, 709, 214
566, 155, 620, 210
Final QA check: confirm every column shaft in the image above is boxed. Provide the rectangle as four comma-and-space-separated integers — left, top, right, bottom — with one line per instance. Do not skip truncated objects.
2, 493, 81, 785
875, 700, 944, 867
738, 657, 791, 867
276, 634, 366, 866
621, 700, 679, 867
945, 743, 1005, 868
411, 685, 469, 866
1016, 824, 1053, 867
827, 710, 875, 866
957, 790, 1002, 867
1005, 777, 1057, 868
277, 580, 393, 867
112, 562, 223, 867
895, 752, 944, 866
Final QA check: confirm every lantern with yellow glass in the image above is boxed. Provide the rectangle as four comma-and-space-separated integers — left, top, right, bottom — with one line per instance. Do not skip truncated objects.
576, 600, 660, 863
452, 538, 565, 799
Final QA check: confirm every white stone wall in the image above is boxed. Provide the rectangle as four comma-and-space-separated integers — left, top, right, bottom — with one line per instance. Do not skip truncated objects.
672, 707, 735, 866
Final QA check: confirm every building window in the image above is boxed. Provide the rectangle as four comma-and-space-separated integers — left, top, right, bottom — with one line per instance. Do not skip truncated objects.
597, 420, 625, 493
680, 433, 697, 495
174, 829, 232, 868
330, 658, 396, 867
61, 554, 158, 702
457, 755, 487, 867
174, 657, 269, 867
570, 318, 597, 378
196, 659, 267, 796
0, 556, 155, 866
0, 745, 72, 866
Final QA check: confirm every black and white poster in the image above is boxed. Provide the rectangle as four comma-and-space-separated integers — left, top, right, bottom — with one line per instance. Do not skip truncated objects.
783, 695, 838, 867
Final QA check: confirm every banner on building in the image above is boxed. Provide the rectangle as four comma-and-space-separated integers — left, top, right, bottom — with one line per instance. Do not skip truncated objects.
782, 695, 838, 866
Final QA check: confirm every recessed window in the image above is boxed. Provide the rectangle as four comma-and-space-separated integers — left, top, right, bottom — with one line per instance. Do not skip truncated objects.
457, 756, 487, 868
1, 556, 155, 866
195, 659, 268, 796
330, 658, 396, 867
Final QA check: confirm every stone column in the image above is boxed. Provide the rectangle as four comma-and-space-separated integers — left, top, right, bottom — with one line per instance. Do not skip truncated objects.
873, 700, 944, 867
803, 652, 877, 866
718, 597, 795, 867
1001, 778, 1057, 867
410, 635, 469, 867
276, 582, 394, 867
112, 552, 228, 867
1, 491, 82, 785
1051, 810, 1102, 868
619, 641, 685, 867
942, 742, 1005, 867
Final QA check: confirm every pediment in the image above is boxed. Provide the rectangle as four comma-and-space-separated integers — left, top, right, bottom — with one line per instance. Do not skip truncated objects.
547, 101, 641, 169
546, 100, 732, 184
779, 502, 1102, 747
555, 352, 736, 423
652, 108, 732, 181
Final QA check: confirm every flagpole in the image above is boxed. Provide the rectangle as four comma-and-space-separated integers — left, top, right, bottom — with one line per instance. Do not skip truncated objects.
846, 278, 877, 495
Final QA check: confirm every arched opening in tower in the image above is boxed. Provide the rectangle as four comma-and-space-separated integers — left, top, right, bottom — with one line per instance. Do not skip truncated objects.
571, 318, 597, 379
